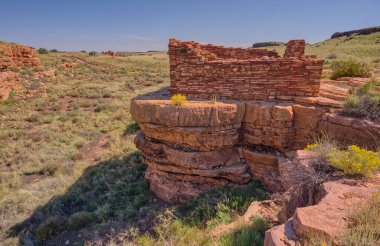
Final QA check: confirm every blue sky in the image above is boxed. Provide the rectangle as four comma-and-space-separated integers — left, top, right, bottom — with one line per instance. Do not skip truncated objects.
1, 0, 379, 51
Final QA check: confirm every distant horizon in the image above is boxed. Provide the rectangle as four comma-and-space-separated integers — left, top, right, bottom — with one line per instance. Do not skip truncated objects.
1, 0, 379, 52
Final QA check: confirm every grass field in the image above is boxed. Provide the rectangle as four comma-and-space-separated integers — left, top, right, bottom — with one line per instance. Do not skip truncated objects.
1, 32, 380, 245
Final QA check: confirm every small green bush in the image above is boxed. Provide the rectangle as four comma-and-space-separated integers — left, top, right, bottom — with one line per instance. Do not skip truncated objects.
50, 49, 58, 53
330, 60, 371, 79
36, 217, 67, 241
327, 53, 337, 59
171, 94, 187, 106
68, 211, 95, 230
89, 51, 98, 56
344, 94, 360, 109
38, 48, 49, 54
342, 80, 380, 123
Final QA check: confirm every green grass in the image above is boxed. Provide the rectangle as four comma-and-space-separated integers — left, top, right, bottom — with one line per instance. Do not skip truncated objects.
0, 51, 169, 244
0, 51, 269, 245
132, 181, 269, 246
219, 217, 271, 246
343, 192, 380, 246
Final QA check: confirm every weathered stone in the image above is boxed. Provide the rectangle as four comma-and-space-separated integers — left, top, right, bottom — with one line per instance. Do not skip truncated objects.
0, 71, 19, 100
320, 113, 380, 150
292, 181, 380, 240
264, 219, 299, 246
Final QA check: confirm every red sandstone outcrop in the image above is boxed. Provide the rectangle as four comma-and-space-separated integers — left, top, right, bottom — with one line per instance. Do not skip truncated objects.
102, 51, 118, 56
0, 43, 40, 100
131, 88, 380, 204
0, 43, 40, 70
265, 178, 380, 245
0, 71, 19, 100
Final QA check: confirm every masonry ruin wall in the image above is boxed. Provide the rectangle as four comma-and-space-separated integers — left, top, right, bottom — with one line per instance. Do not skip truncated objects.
169, 39, 324, 100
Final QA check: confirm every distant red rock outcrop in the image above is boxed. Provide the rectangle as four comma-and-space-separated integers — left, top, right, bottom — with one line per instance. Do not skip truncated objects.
102, 51, 118, 56
0, 43, 40, 100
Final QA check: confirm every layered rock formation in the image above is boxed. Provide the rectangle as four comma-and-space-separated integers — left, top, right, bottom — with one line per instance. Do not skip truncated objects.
131, 88, 380, 204
131, 38, 380, 244
131, 39, 379, 205
0, 42, 40, 100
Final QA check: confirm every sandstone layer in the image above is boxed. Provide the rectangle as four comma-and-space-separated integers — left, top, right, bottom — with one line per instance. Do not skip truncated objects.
131, 85, 380, 203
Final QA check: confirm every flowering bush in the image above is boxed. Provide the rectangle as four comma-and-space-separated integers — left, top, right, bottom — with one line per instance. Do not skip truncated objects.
329, 145, 380, 177
171, 94, 187, 106
305, 144, 380, 178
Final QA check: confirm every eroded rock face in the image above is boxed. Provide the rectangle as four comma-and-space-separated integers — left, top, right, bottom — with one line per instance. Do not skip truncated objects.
0, 43, 40, 100
0, 44, 40, 70
131, 87, 380, 204
320, 113, 380, 150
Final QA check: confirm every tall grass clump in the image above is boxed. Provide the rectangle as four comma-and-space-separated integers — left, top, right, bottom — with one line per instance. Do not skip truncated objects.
136, 211, 212, 246
330, 60, 370, 79
342, 79, 380, 123
343, 192, 380, 245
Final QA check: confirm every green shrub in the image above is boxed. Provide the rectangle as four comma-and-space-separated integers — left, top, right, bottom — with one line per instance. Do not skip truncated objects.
327, 53, 337, 59
171, 94, 187, 106
50, 49, 58, 53
38, 48, 49, 54
344, 94, 360, 109
89, 51, 98, 56
68, 212, 95, 230
342, 80, 380, 123
330, 60, 371, 79
328, 145, 380, 178
36, 217, 67, 241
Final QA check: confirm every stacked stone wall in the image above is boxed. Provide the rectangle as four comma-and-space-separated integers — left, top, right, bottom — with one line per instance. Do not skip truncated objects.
169, 39, 323, 100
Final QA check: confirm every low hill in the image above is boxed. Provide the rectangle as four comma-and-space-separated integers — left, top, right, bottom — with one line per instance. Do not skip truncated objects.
331, 26, 380, 39
258, 32, 380, 63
